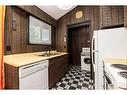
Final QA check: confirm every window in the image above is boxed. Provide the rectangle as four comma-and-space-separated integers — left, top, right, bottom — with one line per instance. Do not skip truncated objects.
29, 15, 51, 45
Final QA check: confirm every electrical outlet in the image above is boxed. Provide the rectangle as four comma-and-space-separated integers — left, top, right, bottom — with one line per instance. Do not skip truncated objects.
6, 46, 11, 51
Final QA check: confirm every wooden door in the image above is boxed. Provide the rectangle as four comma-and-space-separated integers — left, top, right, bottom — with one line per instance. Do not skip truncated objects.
71, 28, 80, 65
79, 26, 90, 48
68, 25, 90, 65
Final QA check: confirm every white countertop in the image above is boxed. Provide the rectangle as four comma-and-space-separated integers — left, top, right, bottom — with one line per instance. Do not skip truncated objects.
4, 51, 68, 67
103, 58, 127, 89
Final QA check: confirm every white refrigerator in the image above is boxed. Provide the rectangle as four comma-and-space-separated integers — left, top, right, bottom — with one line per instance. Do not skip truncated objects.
92, 27, 127, 89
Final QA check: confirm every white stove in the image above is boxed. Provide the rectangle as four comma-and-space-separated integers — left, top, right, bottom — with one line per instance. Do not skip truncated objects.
104, 63, 127, 90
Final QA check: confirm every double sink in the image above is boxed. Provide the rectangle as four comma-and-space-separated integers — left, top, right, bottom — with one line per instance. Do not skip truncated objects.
38, 51, 62, 57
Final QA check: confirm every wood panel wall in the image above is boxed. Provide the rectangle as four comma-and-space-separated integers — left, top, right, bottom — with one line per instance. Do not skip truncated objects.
17, 6, 57, 27
5, 6, 57, 55
5, 6, 125, 54
124, 6, 127, 27
56, 6, 124, 52
100, 6, 124, 28
57, 6, 100, 52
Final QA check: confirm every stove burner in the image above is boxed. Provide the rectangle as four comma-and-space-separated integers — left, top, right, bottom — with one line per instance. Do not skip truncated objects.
118, 71, 127, 78
111, 64, 127, 70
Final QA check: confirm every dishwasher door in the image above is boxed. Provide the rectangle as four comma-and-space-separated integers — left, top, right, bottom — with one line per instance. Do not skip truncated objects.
19, 60, 49, 90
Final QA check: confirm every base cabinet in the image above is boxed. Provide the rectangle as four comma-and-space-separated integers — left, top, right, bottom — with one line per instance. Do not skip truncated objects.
4, 54, 68, 89
49, 55, 68, 88
4, 64, 19, 89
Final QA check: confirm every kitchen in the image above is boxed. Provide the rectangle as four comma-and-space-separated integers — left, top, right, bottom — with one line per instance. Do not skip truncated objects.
0, 5, 127, 90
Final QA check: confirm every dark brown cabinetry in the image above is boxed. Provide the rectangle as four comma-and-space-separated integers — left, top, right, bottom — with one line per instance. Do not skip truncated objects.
4, 54, 68, 89
48, 55, 68, 88
4, 63, 19, 89
124, 6, 127, 27
100, 6, 124, 28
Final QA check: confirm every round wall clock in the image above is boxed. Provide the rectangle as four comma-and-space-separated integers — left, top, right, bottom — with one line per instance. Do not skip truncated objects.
76, 11, 83, 19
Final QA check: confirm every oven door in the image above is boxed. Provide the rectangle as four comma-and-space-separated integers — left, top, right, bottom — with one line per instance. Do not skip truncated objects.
104, 71, 114, 90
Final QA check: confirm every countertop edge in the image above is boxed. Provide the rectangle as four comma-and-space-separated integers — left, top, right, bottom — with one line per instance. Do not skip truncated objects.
4, 52, 68, 67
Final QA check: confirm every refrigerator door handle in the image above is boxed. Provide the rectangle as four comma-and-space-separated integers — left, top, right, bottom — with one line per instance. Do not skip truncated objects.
93, 50, 99, 52
91, 36, 94, 52
91, 36, 94, 65
91, 33, 99, 65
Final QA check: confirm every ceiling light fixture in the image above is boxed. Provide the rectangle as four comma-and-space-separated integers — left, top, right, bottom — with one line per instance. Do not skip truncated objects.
57, 5, 73, 10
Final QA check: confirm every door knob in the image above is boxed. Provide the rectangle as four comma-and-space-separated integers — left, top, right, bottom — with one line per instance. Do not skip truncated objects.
87, 40, 90, 43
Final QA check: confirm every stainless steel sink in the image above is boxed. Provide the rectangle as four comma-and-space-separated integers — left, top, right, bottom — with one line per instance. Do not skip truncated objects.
38, 52, 61, 57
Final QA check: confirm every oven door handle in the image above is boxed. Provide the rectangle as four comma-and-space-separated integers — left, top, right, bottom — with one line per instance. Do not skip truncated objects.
118, 87, 127, 90
104, 72, 114, 86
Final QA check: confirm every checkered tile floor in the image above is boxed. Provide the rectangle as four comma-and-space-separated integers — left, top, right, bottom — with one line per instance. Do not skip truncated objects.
51, 65, 94, 90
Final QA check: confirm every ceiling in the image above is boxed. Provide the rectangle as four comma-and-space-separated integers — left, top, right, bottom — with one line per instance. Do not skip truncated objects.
37, 5, 77, 20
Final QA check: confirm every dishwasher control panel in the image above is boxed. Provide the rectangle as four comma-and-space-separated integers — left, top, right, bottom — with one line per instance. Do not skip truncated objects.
19, 60, 49, 78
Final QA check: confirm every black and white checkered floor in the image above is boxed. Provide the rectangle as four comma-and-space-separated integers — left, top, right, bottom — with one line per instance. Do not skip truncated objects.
51, 65, 94, 90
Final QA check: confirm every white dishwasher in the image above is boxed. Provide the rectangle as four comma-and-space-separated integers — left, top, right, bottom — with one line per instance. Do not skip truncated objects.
19, 60, 49, 90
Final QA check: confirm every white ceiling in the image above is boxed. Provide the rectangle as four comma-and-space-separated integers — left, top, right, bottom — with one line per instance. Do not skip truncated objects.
37, 5, 77, 20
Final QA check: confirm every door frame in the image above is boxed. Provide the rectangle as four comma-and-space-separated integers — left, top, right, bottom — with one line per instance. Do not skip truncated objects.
67, 21, 90, 29
67, 20, 92, 65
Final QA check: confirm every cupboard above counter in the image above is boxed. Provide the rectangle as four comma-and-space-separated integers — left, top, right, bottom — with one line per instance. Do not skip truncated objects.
99, 6, 124, 29
4, 50, 68, 67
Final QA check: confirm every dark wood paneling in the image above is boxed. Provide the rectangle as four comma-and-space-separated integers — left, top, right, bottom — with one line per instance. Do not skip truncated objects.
5, 6, 57, 54
118, 6, 124, 25
57, 6, 124, 52
57, 6, 100, 52
48, 55, 68, 88
93, 6, 100, 30
57, 17, 66, 51
70, 6, 85, 24
12, 7, 23, 54
4, 6, 13, 55
68, 25, 90, 65
18, 6, 57, 27
100, 6, 124, 28
4, 63, 19, 89
111, 6, 119, 25
52, 26, 56, 49
24, 6, 34, 13
124, 6, 127, 27
102, 6, 112, 27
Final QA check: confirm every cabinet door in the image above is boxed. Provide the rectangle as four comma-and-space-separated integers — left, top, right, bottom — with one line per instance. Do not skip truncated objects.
124, 6, 127, 27
101, 6, 112, 27
4, 63, 19, 89
48, 55, 68, 88
48, 56, 62, 88
100, 6, 124, 28
63, 55, 68, 74
48, 60, 58, 88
